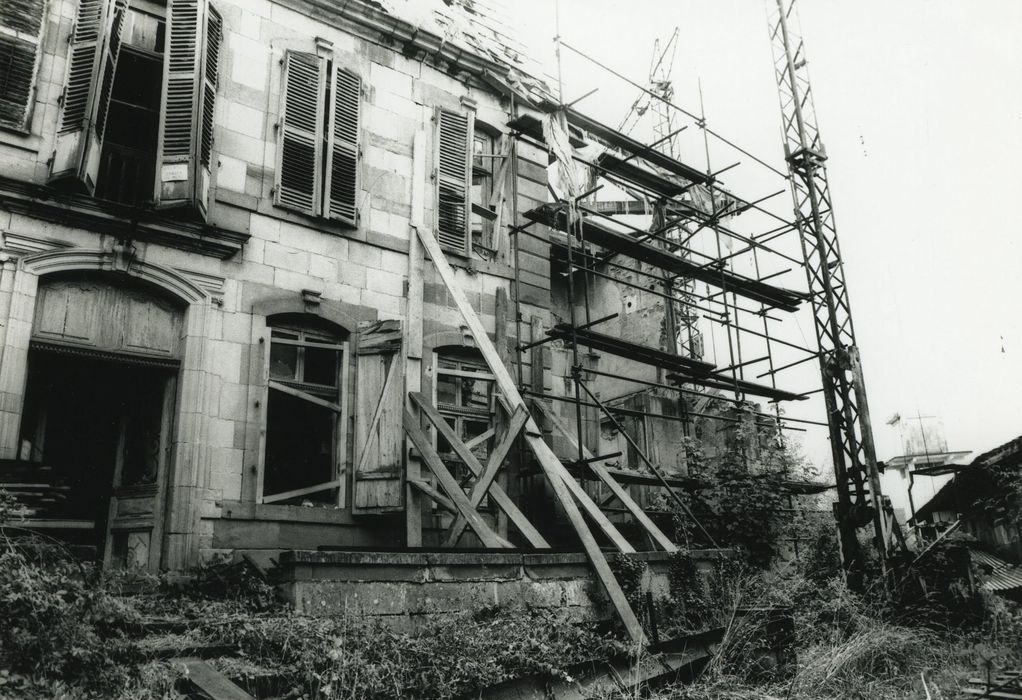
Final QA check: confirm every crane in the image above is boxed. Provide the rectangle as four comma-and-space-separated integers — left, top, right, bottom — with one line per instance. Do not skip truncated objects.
768, 0, 903, 588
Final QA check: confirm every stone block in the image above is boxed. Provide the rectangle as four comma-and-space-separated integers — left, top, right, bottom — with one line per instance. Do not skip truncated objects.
336, 260, 367, 288
348, 242, 382, 269
217, 154, 248, 193
308, 253, 337, 281
226, 100, 265, 139
366, 269, 403, 297
249, 213, 282, 242
360, 289, 401, 316
263, 240, 309, 273
239, 10, 261, 39
228, 32, 268, 91
370, 61, 413, 97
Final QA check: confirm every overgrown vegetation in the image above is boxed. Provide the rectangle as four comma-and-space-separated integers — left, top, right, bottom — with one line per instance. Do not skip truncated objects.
3, 467, 1021, 699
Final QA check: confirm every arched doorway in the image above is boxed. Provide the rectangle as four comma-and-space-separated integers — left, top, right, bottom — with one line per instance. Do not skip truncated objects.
14, 273, 185, 568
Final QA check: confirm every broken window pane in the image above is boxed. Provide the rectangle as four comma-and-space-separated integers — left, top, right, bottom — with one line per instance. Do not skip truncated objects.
264, 392, 334, 503
304, 345, 338, 387
436, 374, 457, 408
269, 342, 298, 380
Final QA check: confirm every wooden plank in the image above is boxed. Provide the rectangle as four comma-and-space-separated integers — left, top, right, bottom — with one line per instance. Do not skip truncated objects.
353, 357, 400, 475
415, 225, 646, 646
533, 399, 677, 552
463, 427, 496, 451
408, 478, 457, 514
406, 131, 427, 546
444, 405, 531, 547
262, 479, 341, 505
408, 393, 548, 548
268, 380, 342, 412
494, 287, 512, 538
174, 658, 255, 700
403, 408, 509, 549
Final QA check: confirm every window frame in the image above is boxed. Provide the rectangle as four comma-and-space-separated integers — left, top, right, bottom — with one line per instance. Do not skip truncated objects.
260, 323, 351, 507
432, 349, 498, 506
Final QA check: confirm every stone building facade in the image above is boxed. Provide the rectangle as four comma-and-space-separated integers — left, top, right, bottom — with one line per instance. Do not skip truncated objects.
0, 0, 748, 572
0, 0, 578, 570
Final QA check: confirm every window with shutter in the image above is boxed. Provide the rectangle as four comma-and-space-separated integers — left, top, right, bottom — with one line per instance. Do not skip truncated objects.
0, 0, 47, 131
50, 0, 126, 192
274, 50, 324, 217
273, 52, 362, 224
154, 0, 222, 216
434, 107, 473, 255
324, 65, 360, 225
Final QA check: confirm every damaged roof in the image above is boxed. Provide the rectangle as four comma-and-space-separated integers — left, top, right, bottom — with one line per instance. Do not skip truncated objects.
357, 0, 554, 99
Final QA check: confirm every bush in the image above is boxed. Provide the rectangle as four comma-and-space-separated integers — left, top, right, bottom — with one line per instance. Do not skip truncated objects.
0, 543, 141, 694
203, 603, 623, 699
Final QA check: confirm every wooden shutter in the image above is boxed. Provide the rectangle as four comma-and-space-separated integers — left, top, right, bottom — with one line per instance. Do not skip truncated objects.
154, 0, 221, 216
352, 320, 405, 513
274, 50, 325, 216
49, 0, 125, 192
0, 0, 46, 130
434, 107, 473, 254
323, 64, 360, 225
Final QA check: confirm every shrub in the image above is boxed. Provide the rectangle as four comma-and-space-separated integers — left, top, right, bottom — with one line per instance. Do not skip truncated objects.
203, 603, 622, 699
0, 544, 141, 694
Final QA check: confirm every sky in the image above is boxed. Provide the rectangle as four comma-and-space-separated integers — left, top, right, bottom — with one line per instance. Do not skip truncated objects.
506, 0, 1022, 469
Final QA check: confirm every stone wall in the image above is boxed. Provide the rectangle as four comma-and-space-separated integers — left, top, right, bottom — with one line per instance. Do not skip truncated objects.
280, 549, 735, 627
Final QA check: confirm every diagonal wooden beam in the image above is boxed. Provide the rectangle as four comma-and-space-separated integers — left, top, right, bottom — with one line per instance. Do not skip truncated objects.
404, 409, 511, 549
532, 399, 678, 552
409, 392, 548, 548
408, 478, 457, 514
444, 404, 531, 547
415, 225, 646, 646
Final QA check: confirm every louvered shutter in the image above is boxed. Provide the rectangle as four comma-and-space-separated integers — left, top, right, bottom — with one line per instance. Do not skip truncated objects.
49, 0, 125, 192
0, 0, 46, 130
154, 0, 221, 216
323, 64, 360, 225
352, 320, 405, 513
274, 51, 325, 216
434, 107, 473, 254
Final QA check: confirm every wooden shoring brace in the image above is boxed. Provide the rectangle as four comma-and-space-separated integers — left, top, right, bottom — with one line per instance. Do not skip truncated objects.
497, 397, 636, 554
408, 392, 548, 548
488, 135, 515, 259
404, 409, 512, 549
531, 399, 678, 553
408, 478, 458, 514
415, 225, 646, 646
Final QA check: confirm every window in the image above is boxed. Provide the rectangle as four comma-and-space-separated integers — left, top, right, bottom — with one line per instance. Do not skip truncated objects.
434, 348, 496, 503
94, 5, 165, 205
274, 48, 361, 225
434, 107, 473, 254
470, 130, 497, 253
0, 0, 47, 131
49, 0, 221, 217
262, 322, 349, 505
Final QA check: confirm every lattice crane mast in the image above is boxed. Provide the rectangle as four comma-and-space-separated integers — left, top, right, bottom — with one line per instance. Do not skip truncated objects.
768, 0, 897, 587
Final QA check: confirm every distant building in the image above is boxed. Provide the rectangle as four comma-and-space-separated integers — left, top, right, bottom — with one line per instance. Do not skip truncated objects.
912, 435, 1022, 564
878, 414, 970, 525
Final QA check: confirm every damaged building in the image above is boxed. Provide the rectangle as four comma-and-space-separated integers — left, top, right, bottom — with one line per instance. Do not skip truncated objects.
0, 0, 819, 633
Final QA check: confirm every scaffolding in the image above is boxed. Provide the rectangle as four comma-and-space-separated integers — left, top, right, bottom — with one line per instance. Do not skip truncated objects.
499, 1, 890, 579
405, 0, 892, 643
